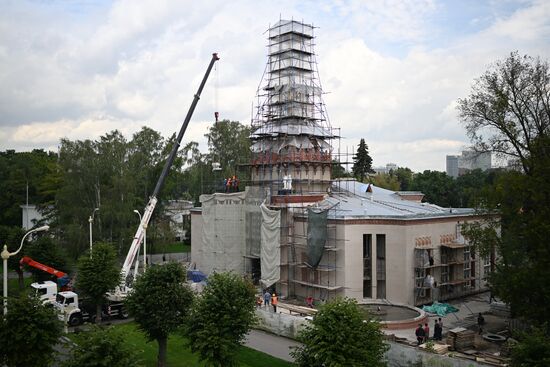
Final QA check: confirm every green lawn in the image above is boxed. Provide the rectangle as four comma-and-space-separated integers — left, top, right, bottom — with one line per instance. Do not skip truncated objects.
0, 272, 33, 297
103, 323, 293, 367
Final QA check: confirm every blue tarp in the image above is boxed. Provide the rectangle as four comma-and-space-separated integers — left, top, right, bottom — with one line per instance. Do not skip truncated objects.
187, 270, 207, 283
422, 302, 459, 316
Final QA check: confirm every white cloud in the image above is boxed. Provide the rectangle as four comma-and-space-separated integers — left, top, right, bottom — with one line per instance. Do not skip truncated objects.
0, 0, 549, 173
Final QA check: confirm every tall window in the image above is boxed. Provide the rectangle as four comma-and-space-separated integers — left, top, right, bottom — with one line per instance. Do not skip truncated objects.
376, 234, 386, 299
363, 234, 372, 298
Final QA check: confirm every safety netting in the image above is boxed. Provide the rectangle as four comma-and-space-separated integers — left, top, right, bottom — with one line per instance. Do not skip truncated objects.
306, 208, 328, 269
245, 186, 264, 258
260, 202, 280, 288
199, 192, 246, 274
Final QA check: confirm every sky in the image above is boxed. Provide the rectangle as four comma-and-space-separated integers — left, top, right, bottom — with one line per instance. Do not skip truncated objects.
1, 0, 549, 172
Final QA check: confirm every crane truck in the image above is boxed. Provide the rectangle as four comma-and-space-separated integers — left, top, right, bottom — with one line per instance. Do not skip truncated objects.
19, 256, 71, 304
53, 54, 220, 326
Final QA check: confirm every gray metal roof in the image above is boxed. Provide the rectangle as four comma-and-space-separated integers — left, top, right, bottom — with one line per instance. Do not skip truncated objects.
318, 180, 475, 220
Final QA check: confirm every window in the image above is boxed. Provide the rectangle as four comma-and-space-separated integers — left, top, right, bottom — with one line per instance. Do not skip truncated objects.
376, 234, 386, 299
363, 234, 372, 298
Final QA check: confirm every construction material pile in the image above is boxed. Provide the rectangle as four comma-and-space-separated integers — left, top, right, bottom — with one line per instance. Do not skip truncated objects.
446, 327, 475, 350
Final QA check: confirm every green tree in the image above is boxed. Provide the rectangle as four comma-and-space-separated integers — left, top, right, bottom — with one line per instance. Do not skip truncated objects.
62, 326, 142, 367
23, 236, 69, 283
458, 52, 550, 175
125, 263, 194, 367
454, 168, 491, 207
331, 159, 349, 178
459, 52, 550, 324
511, 326, 550, 367
291, 297, 387, 367
0, 296, 62, 367
371, 173, 400, 191
204, 119, 251, 179
410, 170, 459, 207
186, 272, 256, 367
75, 242, 120, 323
0, 225, 25, 290
352, 139, 375, 182
395, 167, 413, 191
0, 149, 58, 227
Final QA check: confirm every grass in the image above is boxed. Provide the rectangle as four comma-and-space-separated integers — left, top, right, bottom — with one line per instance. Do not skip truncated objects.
150, 242, 190, 254
0, 272, 33, 297
95, 323, 294, 367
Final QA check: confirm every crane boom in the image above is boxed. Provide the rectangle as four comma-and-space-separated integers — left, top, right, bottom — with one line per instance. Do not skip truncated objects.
20, 256, 70, 287
119, 53, 220, 289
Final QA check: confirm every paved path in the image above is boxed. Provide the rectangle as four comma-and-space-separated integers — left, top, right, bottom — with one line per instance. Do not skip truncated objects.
244, 329, 301, 362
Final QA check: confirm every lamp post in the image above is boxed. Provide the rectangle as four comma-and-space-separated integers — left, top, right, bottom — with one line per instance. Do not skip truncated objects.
2, 225, 50, 314
134, 210, 147, 270
88, 208, 99, 258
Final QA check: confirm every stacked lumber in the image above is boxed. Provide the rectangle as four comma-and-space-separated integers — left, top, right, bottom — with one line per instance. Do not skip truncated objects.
420, 343, 449, 354
477, 352, 510, 366
446, 327, 475, 351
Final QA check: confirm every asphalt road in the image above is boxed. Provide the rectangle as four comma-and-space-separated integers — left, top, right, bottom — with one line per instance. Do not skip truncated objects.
244, 329, 301, 363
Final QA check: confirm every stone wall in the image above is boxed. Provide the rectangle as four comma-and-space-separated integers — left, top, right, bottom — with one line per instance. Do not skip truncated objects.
255, 309, 490, 367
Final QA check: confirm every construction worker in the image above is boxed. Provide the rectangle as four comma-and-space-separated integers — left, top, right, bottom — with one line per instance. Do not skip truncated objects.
226, 177, 232, 192
271, 293, 278, 313
263, 291, 271, 308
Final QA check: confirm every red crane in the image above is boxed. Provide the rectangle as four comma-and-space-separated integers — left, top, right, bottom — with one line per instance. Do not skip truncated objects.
20, 256, 71, 290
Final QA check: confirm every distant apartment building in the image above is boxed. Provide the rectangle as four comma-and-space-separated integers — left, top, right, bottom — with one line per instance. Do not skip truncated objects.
446, 155, 460, 178
446, 150, 493, 178
373, 163, 398, 175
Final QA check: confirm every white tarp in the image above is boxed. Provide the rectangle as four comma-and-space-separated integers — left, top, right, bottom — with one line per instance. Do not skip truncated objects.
199, 192, 246, 274
260, 203, 280, 288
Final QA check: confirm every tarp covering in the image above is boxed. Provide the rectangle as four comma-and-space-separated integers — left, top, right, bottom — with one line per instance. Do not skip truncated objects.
422, 302, 459, 316
199, 191, 246, 274
306, 208, 328, 269
260, 203, 280, 289
187, 270, 207, 283
245, 186, 264, 258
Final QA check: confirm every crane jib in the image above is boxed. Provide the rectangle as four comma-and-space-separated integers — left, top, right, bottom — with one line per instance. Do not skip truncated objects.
118, 53, 219, 289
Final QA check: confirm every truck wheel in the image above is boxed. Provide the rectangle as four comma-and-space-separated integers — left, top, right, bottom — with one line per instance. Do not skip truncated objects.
119, 307, 129, 319
69, 314, 83, 327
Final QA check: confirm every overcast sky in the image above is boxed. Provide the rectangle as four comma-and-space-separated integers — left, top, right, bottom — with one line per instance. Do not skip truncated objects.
1, 0, 549, 171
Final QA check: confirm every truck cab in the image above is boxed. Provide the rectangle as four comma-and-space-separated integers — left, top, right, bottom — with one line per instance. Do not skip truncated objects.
31, 280, 57, 304
54, 291, 128, 326
55, 291, 83, 326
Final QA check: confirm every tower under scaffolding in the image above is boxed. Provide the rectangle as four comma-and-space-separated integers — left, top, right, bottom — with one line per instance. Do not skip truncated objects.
191, 19, 490, 308
246, 19, 344, 302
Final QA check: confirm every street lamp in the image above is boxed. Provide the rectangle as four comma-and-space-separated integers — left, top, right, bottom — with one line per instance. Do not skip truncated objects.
134, 210, 147, 270
2, 225, 49, 314
89, 208, 99, 258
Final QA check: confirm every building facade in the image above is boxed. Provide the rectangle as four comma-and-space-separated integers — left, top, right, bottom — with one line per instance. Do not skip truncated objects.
191, 20, 490, 308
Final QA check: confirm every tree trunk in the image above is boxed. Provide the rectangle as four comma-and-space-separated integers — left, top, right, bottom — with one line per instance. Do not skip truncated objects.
96, 303, 102, 324
16, 267, 24, 290
157, 336, 167, 367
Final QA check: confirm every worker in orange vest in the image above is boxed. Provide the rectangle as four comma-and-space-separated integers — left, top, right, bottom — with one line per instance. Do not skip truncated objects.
271, 293, 278, 313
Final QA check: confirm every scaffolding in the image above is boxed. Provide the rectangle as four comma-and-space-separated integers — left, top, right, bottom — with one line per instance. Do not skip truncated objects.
413, 233, 488, 306
250, 19, 338, 196
245, 19, 345, 303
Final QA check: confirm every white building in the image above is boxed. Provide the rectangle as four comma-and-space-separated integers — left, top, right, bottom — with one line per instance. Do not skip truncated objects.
446, 150, 494, 178
373, 163, 398, 175
192, 20, 490, 308
191, 180, 490, 307
20, 204, 44, 230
